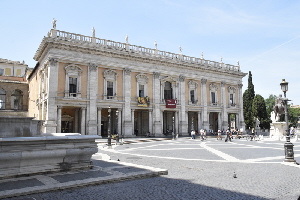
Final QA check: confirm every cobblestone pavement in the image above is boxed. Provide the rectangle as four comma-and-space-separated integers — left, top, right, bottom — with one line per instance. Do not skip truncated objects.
5, 137, 300, 200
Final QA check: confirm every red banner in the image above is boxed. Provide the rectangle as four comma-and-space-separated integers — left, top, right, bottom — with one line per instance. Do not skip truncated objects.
166, 99, 176, 108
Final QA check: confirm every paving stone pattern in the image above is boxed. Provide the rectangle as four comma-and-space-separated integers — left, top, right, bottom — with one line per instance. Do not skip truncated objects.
4, 137, 300, 200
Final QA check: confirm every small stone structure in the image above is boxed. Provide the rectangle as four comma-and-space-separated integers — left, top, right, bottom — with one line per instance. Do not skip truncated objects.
0, 134, 99, 179
0, 116, 43, 137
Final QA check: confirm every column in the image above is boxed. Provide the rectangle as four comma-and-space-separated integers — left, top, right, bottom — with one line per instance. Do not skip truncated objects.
218, 112, 222, 130
149, 110, 153, 134
131, 109, 135, 135
87, 63, 98, 135
44, 58, 59, 133
74, 108, 79, 133
153, 72, 163, 136
201, 78, 209, 129
56, 106, 62, 133
238, 83, 245, 130
123, 68, 133, 137
198, 111, 201, 129
97, 108, 102, 137
175, 111, 179, 134
81, 107, 86, 135
221, 81, 228, 131
178, 75, 188, 135
117, 109, 121, 135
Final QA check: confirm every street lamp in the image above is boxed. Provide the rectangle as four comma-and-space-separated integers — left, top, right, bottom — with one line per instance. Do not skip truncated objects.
107, 106, 112, 148
280, 79, 295, 163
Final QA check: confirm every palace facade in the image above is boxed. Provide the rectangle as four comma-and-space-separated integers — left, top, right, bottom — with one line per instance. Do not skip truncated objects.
28, 27, 247, 137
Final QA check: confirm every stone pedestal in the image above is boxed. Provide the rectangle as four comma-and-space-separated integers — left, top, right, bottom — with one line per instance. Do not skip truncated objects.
270, 122, 287, 139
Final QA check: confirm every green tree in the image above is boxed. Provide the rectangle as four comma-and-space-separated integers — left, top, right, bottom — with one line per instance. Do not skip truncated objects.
252, 94, 271, 129
243, 71, 255, 129
288, 107, 300, 127
265, 94, 277, 117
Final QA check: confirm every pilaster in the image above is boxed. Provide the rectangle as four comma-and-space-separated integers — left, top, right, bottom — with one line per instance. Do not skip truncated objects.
87, 63, 98, 135
123, 68, 133, 137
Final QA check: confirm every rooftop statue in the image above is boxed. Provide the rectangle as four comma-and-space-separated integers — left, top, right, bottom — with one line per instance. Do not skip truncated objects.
52, 18, 57, 29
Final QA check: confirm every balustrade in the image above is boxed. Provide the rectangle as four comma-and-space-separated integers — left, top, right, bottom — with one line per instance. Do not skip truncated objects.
48, 29, 240, 72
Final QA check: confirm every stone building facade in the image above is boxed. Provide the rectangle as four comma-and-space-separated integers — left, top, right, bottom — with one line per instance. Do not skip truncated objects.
28, 27, 247, 136
0, 59, 29, 115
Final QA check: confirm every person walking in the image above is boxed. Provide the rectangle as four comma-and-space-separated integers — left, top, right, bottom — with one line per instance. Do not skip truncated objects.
191, 130, 196, 139
217, 129, 222, 140
225, 128, 231, 142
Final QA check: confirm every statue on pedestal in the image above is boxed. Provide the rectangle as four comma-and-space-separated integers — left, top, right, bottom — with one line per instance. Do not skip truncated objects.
273, 94, 285, 122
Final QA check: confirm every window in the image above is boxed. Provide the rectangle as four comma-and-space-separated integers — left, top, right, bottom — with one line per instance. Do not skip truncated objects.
64, 64, 82, 98
69, 77, 77, 97
209, 83, 218, 105
107, 81, 114, 99
164, 81, 173, 100
190, 90, 195, 103
11, 90, 22, 110
230, 94, 234, 104
139, 84, 144, 97
5, 68, 11, 76
211, 92, 216, 104
103, 69, 117, 100
0, 88, 6, 109
228, 86, 236, 106
16, 69, 21, 76
188, 80, 198, 104
0, 69, 3, 76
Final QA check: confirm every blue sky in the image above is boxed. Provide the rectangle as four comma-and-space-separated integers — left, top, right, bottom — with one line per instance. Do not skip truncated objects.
1, 0, 300, 104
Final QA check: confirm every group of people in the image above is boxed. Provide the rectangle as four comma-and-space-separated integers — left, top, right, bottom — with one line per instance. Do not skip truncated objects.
190, 129, 207, 141
191, 127, 241, 142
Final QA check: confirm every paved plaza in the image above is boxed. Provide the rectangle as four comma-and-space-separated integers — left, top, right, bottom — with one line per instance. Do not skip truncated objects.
2, 137, 300, 200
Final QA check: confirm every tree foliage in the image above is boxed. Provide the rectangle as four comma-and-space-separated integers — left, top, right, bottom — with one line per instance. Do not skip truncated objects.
252, 94, 271, 129
243, 71, 255, 129
264, 94, 277, 117
288, 107, 300, 127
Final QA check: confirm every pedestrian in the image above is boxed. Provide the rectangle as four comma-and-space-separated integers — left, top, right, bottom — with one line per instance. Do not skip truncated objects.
217, 129, 222, 140
225, 128, 231, 142
172, 130, 175, 140
191, 130, 195, 139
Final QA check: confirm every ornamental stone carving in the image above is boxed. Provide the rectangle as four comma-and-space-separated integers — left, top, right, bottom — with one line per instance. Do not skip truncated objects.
153, 72, 160, 79
103, 69, 117, 79
179, 75, 185, 82
209, 83, 218, 92
49, 58, 58, 66
221, 81, 226, 87
136, 73, 149, 84
201, 78, 207, 84
65, 64, 83, 75
238, 84, 243, 89
228, 86, 236, 93
188, 80, 198, 89
124, 68, 131, 76
88, 63, 98, 71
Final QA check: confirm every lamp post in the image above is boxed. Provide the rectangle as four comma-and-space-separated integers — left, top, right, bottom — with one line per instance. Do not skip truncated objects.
107, 106, 112, 148
280, 79, 295, 163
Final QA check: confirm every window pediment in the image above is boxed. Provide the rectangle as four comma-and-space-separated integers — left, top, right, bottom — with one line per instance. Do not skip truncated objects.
103, 69, 117, 80
136, 73, 149, 84
228, 86, 236, 93
209, 83, 218, 92
65, 64, 82, 76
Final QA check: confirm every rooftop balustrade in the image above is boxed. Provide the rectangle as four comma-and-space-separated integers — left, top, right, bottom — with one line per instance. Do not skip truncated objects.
47, 29, 240, 72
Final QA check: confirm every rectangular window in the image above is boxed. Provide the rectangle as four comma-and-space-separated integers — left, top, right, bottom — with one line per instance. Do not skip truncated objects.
16, 69, 21, 76
0, 69, 3, 76
69, 77, 77, 97
5, 68, 11, 76
211, 92, 216, 104
107, 81, 114, 99
230, 94, 234, 104
139, 84, 144, 97
190, 90, 195, 103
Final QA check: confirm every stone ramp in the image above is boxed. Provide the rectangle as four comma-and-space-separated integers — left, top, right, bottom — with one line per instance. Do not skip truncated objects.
0, 155, 168, 199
